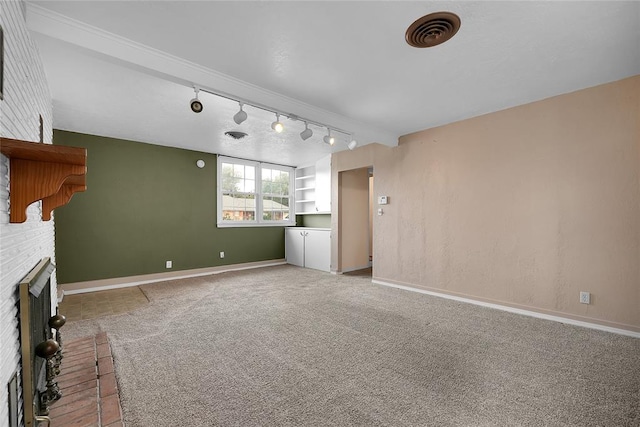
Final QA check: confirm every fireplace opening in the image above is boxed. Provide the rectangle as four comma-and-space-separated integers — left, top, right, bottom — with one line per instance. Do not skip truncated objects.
16, 257, 63, 427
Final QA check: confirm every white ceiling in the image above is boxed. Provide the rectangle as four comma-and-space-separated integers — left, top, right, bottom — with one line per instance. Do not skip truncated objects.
27, 1, 640, 167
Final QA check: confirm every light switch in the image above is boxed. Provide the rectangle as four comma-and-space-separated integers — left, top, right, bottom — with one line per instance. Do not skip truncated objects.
378, 195, 388, 205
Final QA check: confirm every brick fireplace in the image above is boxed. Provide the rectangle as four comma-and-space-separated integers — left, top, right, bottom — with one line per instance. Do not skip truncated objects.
0, 2, 57, 426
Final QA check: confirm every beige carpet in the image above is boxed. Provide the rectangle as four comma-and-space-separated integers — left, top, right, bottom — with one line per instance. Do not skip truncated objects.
63, 265, 640, 426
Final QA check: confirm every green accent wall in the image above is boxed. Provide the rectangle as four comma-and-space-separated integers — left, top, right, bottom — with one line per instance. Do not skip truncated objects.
54, 130, 285, 284
297, 214, 331, 228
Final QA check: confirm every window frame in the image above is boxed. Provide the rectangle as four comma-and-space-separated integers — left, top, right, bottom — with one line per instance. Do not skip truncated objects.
217, 155, 295, 228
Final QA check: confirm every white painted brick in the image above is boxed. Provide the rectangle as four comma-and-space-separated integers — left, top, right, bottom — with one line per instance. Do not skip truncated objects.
0, 2, 56, 425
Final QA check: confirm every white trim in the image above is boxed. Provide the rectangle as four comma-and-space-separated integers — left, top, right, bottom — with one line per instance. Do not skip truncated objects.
372, 279, 640, 339
61, 260, 286, 295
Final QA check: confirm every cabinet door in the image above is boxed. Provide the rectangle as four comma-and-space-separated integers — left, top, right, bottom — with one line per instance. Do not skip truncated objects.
285, 228, 305, 267
304, 229, 331, 272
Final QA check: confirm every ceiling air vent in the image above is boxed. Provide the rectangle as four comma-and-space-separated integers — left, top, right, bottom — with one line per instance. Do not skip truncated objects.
405, 12, 461, 48
225, 131, 248, 140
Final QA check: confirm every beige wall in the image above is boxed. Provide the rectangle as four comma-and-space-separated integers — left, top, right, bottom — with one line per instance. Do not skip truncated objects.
332, 143, 390, 273
333, 75, 640, 332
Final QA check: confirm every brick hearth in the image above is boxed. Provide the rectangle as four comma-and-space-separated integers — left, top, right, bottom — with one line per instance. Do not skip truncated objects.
48, 333, 124, 427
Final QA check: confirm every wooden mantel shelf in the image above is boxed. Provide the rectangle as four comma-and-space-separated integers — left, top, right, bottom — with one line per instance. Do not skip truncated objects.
0, 137, 87, 223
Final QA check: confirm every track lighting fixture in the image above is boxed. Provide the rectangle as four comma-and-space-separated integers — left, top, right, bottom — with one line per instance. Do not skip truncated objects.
186, 84, 355, 147
271, 113, 284, 133
233, 102, 247, 124
300, 122, 313, 141
323, 128, 335, 146
190, 87, 203, 113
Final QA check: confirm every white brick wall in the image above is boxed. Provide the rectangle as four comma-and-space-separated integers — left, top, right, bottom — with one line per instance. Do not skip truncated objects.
0, 1, 56, 425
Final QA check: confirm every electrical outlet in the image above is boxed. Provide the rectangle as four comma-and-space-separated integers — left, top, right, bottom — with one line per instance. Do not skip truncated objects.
579, 291, 590, 304
219, 251, 225, 259
166, 260, 172, 269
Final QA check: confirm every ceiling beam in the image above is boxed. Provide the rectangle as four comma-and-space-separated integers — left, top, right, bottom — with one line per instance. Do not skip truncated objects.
26, 3, 399, 148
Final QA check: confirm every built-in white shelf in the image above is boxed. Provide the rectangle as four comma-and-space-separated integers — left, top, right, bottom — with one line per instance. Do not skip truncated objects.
294, 155, 331, 215
295, 175, 314, 181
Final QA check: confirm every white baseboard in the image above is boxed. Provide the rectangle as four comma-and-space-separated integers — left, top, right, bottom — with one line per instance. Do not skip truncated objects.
372, 279, 640, 339
61, 260, 286, 296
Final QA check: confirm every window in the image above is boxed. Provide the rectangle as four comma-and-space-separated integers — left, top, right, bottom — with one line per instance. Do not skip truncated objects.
217, 156, 294, 227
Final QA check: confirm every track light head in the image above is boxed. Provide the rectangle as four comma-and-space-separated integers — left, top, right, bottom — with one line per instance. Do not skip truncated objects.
190, 87, 203, 113
323, 128, 335, 145
271, 113, 284, 133
348, 139, 357, 150
233, 103, 247, 124
190, 98, 203, 113
300, 122, 313, 140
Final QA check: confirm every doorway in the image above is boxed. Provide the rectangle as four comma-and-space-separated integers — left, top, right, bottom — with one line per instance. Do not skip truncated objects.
338, 166, 372, 276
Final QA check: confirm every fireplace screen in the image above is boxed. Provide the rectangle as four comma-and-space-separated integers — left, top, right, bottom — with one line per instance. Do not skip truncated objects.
18, 257, 56, 427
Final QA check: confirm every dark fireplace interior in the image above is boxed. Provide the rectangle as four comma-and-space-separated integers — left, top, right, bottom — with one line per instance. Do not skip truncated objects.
16, 257, 61, 427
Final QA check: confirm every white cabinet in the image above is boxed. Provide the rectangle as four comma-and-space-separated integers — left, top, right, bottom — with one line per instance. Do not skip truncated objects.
285, 228, 330, 272
285, 228, 305, 267
295, 155, 331, 214
304, 229, 331, 271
